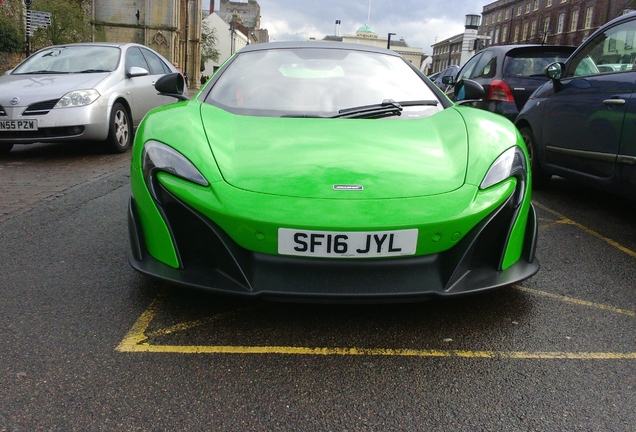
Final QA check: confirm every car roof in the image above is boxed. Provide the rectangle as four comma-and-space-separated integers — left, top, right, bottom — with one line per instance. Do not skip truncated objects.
476, 44, 577, 55
239, 41, 401, 57
35, 42, 145, 50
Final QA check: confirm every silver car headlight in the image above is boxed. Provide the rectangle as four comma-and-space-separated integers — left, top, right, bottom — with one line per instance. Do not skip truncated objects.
142, 141, 209, 201
54, 89, 100, 108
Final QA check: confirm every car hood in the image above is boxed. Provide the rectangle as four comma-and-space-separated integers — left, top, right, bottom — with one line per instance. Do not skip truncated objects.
0, 73, 108, 107
201, 105, 469, 199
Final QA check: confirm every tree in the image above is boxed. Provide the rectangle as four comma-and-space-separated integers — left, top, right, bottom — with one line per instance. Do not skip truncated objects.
200, 22, 219, 71
30, 0, 91, 51
0, 0, 24, 53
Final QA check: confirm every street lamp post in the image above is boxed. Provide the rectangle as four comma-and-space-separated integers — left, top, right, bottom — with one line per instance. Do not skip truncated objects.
387, 32, 396, 49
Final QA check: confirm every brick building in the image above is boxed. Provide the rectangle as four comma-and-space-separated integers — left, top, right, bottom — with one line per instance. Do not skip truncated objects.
480, 0, 636, 48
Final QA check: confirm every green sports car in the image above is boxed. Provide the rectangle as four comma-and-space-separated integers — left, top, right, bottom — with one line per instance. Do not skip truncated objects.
128, 41, 539, 301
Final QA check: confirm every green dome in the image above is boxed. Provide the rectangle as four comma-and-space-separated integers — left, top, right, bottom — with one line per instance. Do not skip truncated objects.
357, 24, 374, 33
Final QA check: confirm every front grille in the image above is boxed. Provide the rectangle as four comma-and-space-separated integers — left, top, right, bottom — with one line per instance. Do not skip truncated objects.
23, 99, 59, 115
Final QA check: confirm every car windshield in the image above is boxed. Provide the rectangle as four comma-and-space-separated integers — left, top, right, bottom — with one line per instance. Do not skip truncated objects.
12, 46, 121, 74
205, 47, 442, 119
503, 49, 574, 78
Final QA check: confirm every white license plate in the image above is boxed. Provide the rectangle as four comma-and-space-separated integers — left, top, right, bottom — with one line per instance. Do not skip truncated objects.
278, 228, 418, 258
0, 120, 38, 131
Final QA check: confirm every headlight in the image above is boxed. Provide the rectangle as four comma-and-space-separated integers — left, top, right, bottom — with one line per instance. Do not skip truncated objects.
142, 141, 209, 201
54, 89, 100, 108
480, 146, 527, 190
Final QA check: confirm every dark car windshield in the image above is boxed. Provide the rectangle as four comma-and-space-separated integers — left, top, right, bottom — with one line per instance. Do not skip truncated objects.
205, 47, 443, 118
12, 46, 121, 74
503, 48, 575, 78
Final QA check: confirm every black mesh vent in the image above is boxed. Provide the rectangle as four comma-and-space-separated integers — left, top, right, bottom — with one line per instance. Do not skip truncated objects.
23, 99, 60, 115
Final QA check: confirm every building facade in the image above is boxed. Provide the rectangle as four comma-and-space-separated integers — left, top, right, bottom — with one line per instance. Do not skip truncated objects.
322, 24, 424, 67
217, 0, 269, 43
91, 0, 203, 87
480, 0, 636, 47
430, 15, 488, 73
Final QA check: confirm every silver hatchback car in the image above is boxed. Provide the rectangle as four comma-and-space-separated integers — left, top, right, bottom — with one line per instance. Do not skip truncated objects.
0, 42, 181, 155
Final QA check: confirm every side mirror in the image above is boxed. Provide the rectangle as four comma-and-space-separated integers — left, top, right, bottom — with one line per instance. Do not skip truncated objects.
127, 66, 149, 78
545, 62, 564, 80
155, 73, 189, 101
453, 79, 485, 105
442, 75, 455, 85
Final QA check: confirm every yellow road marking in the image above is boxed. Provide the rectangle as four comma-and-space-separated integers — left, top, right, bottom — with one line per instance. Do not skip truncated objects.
116, 286, 635, 358
515, 286, 635, 317
534, 201, 636, 259
117, 202, 636, 357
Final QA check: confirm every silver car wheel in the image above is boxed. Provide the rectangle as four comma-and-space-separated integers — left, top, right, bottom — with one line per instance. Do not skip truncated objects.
114, 109, 129, 146
106, 102, 132, 153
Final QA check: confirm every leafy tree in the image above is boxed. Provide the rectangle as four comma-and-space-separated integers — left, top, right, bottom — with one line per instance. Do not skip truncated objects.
30, 0, 91, 50
0, 0, 24, 52
200, 22, 219, 71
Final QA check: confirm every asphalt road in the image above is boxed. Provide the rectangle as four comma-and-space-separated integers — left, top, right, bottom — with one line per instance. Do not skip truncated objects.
1, 142, 635, 431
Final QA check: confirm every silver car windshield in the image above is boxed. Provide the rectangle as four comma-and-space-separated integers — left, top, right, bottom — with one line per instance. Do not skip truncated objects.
206, 48, 442, 119
12, 46, 121, 74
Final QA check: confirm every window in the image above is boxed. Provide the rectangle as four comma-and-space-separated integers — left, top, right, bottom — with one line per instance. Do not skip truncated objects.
526, 3, 531, 13
498, 11, 502, 22
544, 16, 551, 34
502, 25, 509, 43
585, 7, 594, 29
523, 22, 529, 40
547, 0, 552, 6
570, 9, 579, 32
533, 0, 539, 11
531, 20, 537, 37
494, 27, 500, 44
505, 9, 510, 20
566, 17, 636, 78
557, 12, 565, 34
560, 0, 567, 3
473, 51, 497, 78
514, 25, 520, 42
125, 47, 149, 71
141, 48, 170, 75
457, 53, 483, 82
517, 6, 522, 16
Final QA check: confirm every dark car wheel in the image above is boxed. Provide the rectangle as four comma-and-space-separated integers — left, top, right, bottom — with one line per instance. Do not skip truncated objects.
519, 126, 551, 188
105, 102, 132, 153
0, 143, 14, 157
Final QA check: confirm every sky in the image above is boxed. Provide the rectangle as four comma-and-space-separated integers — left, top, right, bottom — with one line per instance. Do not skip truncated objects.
203, 0, 488, 55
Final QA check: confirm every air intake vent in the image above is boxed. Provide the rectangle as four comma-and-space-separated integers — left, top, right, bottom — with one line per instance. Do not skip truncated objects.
23, 99, 60, 116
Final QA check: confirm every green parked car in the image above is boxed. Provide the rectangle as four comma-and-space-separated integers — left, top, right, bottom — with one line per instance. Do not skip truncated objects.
128, 41, 539, 301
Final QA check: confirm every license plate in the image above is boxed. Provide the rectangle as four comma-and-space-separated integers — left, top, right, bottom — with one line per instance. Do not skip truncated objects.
278, 228, 418, 258
0, 120, 38, 131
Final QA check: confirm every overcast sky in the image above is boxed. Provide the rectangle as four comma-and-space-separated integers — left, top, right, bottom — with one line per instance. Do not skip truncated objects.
203, 0, 488, 55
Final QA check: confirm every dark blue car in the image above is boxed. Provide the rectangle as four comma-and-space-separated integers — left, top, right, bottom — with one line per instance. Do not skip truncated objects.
515, 11, 636, 199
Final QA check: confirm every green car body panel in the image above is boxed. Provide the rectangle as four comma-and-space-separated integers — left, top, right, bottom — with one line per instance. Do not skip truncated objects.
130, 100, 529, 269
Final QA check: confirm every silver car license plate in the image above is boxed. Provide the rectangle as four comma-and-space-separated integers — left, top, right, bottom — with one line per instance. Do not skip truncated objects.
0, 120, 38, 131
278, 228, 418, 258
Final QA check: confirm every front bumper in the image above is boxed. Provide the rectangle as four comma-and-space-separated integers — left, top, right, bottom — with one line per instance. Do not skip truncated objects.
128, 187, 539, 302
0, 104, 110, 144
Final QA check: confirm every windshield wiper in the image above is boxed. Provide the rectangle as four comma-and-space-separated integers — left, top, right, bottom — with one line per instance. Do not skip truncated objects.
24, 70, 69, 74
78, 69, 111, 73
333, 99, 438, 119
